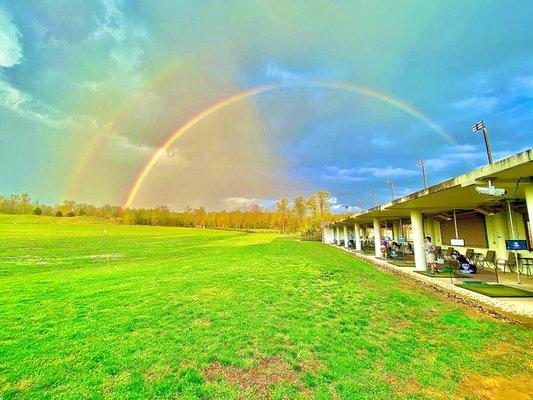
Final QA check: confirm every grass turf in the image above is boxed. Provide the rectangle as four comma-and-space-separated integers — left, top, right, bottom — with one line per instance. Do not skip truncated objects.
0, 214, 532, 399
386, 259, 416, 268
414, 270, 472, 278
457, 283, 533, 298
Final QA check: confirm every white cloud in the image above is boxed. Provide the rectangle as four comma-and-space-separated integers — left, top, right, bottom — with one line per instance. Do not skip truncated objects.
0, 8, 74, 128
265, 64, 301, 81
0, 7, 22, 67
89, 0, 146, 89
453, 95, 499, 111
321, 165, 367, 182
0, 79, 75, 128
0, 79, 29, 108
108, 132, 155, 154
223, 197, 263, 211
424, 157, 456, 170
517, 75, 533, 88
370, 138, 391, 146
328, 197, 343, 211
356, 166, 418, 178
450, 144, 477, 152
328, 196, 361, 213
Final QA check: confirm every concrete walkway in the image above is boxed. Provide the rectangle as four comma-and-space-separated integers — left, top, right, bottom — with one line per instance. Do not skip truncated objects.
333, 245, 533, 327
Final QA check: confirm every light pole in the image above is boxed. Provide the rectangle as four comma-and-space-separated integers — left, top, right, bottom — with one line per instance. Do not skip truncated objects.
472, 120, 493, 165
416, 160, 428, 189
370, 190, 376, 207
387, 178, 395, 201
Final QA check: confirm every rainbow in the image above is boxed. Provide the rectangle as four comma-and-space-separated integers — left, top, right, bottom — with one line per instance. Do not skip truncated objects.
122, 81, 456, 208
66, 57, 191, 199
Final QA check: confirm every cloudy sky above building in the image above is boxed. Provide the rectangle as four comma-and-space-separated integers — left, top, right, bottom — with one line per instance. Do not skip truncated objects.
0, 1, 532, 211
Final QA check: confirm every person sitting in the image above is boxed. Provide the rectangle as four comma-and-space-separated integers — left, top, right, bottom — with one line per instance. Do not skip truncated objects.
348, 233, 355, 248
389, 241, 400, 257
453, 251, 477, 274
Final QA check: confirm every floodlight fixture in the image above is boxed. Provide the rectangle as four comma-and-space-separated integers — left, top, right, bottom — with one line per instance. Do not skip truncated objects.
472, 120, 493, 165
387, 178, 395, 201
416, 160, 428, 189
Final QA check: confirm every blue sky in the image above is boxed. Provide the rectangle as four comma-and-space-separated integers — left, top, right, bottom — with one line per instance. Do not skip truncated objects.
0, 0, 532, 210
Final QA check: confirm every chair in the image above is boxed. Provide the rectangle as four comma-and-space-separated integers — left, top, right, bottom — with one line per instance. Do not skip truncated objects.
479, 250, 496, 271
443, 247, 459, 269
497, 252, 516, 273
518, 256, 532, 277
434, 246, 442, 258
465, 248, 474, 263
444, 247, 454, 259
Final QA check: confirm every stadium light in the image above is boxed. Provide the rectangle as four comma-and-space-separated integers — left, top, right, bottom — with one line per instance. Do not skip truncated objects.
416, 160, 428, 189
472, 120, 493, 165
370, 190, 376, 207
386, 178, 395, 201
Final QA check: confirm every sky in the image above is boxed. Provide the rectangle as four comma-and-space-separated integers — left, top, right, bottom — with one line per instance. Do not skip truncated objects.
0, 0, 532, 211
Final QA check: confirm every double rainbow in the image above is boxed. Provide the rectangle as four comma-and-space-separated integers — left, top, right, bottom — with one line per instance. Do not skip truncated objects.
120, 81, 456, 208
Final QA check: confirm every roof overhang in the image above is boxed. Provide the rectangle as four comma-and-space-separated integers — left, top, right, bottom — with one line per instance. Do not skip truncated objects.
330, 148, 533, 227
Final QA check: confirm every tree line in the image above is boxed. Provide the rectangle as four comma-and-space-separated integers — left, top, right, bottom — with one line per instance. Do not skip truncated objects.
0, 192, 347, 234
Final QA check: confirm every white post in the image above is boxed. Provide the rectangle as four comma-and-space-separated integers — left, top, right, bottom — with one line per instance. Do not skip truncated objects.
323, 227, 332, 243
373, 218, 381, 258
410, 210, 427, 271
526, 185, 533, 236
336, 226, 340, 244
392, 222, 400, 240
343, 225, 348, 248
354, 223, 361, 251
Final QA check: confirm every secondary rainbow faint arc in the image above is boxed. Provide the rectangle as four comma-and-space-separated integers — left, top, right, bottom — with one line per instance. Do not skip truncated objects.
122, 81, 456, 208
66, 57, 190, 199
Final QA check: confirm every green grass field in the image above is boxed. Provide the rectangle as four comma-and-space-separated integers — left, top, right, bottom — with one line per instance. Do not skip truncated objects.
1, 214, 532, 399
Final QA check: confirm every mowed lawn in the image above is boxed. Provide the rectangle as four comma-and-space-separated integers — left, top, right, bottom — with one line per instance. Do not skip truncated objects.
0, 215, 532, 400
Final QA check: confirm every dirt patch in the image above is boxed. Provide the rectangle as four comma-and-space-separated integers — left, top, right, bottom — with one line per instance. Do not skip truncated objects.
192, 318, 212, 327
384, 373, 447, 399
144, 365, 172, 383
458, 372, 533, 400
203, 357, 320, 398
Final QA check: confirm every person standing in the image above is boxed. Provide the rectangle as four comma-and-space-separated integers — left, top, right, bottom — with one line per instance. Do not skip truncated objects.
424, 236, 437, 273
380, 238, 388, 258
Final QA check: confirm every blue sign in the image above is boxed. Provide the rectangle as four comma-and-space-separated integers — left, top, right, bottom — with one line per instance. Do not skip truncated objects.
398, 237, 406, 244
505, 240, 528, 251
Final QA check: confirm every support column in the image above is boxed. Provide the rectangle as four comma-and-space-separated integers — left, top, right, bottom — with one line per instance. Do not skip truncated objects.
323, 227, 333, 243
354, 223, 362, 251
336, 226, 341, 244
492, 211, 509, 260
392, 222, 400, 240
410, 210, 427, 271
373, 218, 382, 258
343, 225, 348, 248
526, 185, 533, 239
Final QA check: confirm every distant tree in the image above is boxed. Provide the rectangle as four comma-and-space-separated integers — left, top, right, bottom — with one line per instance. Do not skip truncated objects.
78, 210, 86, 216
292, 196, 307, 231
276, 197, 290, 233
316, 190, 331, 217
33, 207, 42, 215
20, 193, 32, 214
55, 210, 63, 217
66, 211, 75, 217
